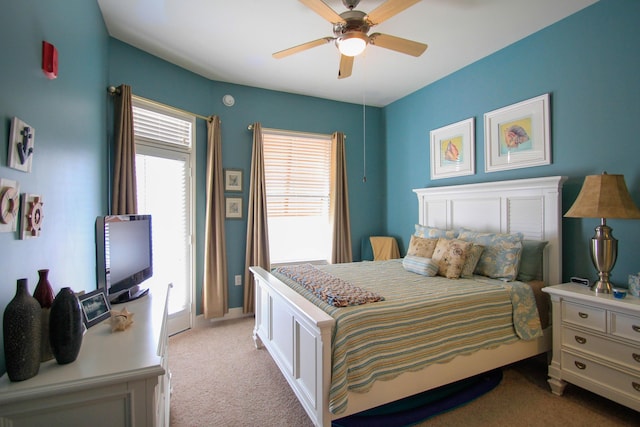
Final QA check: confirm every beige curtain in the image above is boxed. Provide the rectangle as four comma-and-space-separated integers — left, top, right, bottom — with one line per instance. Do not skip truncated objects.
330, 131, 353, 263
203, 116, 228, 319
112, 84, 138, 214
243, 123, 270, 314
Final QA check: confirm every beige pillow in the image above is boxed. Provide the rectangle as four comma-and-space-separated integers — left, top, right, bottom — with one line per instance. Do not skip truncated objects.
407, 235, 438, 258
461, 245, 484, 278
432, 238, 472, 279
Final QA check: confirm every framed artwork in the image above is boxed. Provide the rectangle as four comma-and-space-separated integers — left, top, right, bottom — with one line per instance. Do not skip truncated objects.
224, 169, 243, 192
78, 289, 112, 328
484, 93, 551, 173
0, 178, 20, 233
225, 196, 243, 219
19, 193, 44, 239
8, 117, 35, 173
429, 117, 475, 180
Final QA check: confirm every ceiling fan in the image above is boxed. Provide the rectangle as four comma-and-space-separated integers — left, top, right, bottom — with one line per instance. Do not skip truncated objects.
273, 0, 428, 79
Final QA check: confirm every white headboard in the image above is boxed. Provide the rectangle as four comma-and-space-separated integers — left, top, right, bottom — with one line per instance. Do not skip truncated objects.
413, 176, 567, 285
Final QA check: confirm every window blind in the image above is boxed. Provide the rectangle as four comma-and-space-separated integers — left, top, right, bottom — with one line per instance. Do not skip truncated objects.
132, 104, 192, 148
262, 130, 331, 217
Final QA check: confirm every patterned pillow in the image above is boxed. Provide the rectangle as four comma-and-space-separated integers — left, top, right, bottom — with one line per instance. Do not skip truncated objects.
402, 256, 439, 277
414, 224, 457, 239
406, 235, 438, 258
431, 238, 472, 279
457, 228, 524, 281
517, 240, 548, 282
461, 244, 485, 278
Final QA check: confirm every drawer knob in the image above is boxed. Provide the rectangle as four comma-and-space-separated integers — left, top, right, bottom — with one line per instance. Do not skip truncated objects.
633, 325, 640, 333
578, 312, 589, 319
574, 336, 587, 345
633, 382, 640, 392
574, 361, 586, 370
633, 353, 640, 363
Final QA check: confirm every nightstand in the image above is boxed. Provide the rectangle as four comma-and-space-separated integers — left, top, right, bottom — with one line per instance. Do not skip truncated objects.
543, 283, 640, 411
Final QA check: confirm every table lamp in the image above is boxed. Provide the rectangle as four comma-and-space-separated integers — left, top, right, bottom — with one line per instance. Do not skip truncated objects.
564, 172, 640, 293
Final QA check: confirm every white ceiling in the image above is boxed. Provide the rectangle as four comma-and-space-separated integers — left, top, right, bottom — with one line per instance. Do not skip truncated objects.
98, 0, 598, 107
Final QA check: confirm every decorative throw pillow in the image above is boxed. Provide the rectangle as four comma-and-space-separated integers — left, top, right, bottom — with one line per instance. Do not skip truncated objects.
461, 244, 485, 278
457, 228, 523, 281
402, 256, 439, 277
406, 235, 438, 258
517, 240, 548, 282
431, 238, 472, 279
414, 224, 457, 239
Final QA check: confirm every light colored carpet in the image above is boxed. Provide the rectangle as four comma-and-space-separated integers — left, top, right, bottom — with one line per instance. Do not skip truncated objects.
168, 317, 638, 427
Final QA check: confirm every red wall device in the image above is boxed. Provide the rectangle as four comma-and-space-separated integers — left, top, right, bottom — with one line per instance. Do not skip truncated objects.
42, 41, 58, 79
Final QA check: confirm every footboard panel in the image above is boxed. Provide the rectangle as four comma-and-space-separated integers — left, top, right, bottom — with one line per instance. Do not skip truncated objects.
250, 266, 334, 427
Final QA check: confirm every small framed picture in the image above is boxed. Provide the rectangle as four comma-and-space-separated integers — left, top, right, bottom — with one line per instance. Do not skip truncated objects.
225, 196, 243, 219
78, 289, 112, 328
224, 169, 243, 192
429, 117, 475, 180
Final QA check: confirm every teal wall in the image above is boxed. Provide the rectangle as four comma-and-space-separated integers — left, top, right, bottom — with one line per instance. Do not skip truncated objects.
384, 0, 640, 286
0, 1, 108, 372
107, 40, 386, 313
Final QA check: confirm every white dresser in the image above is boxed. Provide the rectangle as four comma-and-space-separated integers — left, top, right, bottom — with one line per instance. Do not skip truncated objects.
0, 282, 171, 427
543, 283, 640, 411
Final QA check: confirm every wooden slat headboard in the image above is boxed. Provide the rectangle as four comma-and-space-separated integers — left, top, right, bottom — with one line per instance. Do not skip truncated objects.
413, 176, 567, 285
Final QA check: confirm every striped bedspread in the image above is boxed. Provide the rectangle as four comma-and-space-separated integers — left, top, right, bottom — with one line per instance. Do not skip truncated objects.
271, 259, 542, 415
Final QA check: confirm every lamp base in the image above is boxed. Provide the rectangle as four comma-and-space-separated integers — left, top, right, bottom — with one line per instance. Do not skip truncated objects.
589, 221, 617, 295
590, 279, 613, 294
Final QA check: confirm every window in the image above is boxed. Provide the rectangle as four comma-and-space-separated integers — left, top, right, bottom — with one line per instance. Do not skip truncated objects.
262, 129, 332, 265
132, 96, 194, 335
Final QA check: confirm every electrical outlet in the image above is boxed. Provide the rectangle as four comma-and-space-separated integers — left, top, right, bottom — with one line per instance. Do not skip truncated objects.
235, 275, 242, 286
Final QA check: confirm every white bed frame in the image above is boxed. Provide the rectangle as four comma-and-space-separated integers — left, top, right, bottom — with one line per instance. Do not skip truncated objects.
249, 176, 567, 427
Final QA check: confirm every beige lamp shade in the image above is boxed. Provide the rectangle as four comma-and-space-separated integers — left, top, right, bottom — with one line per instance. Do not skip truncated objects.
565, 173, 640, 219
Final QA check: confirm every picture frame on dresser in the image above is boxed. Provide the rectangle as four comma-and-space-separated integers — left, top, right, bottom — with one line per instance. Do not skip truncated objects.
78, 288, 111, 328
484, 93, 551, 173
429, 117, 475, 180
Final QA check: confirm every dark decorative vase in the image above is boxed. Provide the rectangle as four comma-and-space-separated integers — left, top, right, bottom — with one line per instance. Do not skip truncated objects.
49, 287, 83, 365
3, 278, 42, 381
33, 269, 55, 362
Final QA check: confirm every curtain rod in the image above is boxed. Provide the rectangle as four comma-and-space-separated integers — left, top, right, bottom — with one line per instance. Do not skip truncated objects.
107, 86, 212, 122
247, 124, 345, 139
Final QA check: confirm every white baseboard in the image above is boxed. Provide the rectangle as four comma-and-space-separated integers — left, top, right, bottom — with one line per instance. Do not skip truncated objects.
193, 307, 253, 328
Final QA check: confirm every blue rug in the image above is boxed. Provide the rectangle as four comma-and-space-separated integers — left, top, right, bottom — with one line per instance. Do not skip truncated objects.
332, 369, 503, 427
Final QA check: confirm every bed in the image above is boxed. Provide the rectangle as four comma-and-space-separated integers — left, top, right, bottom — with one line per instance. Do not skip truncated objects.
249, 176, 567, 427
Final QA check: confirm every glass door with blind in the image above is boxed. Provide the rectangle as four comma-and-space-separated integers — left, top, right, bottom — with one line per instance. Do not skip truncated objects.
136, 145, 192, 335
132, 97, 195, 336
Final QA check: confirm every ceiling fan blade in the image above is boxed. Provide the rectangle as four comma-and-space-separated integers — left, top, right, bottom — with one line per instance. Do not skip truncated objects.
366, 0, 421, 25
338, 55, 353, 79
369, 33, 427, 57
299, 0, 346, 24
273, 37, 333, 59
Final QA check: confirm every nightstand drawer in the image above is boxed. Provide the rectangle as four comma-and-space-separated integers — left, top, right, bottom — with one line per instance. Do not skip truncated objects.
562, 328, 640, 372
611, 311, 640, 344
562, 301, 606, 332
562, 352, 640, 401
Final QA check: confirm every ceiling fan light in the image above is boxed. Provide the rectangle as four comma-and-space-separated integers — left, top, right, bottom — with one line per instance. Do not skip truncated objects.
338, 33, 368, 56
